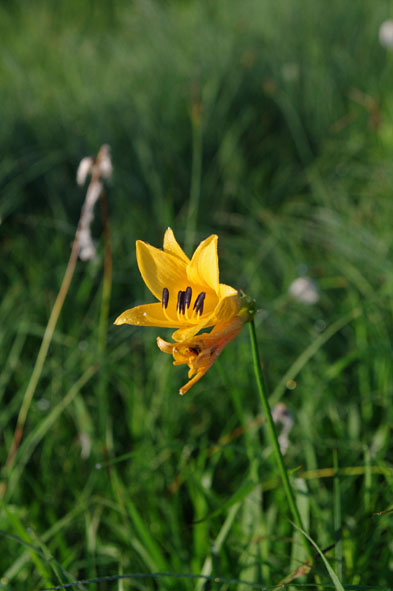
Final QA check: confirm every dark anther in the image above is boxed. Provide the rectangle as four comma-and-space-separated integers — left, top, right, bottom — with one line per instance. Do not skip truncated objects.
180, 292, 186, 314
184, 286, 192, 309
193, 291, 206, 315
162, 287, 169, 309
176, 290, 182, 313
177, 290, 186, 314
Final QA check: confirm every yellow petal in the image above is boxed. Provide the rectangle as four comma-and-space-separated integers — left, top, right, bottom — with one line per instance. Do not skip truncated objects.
187, 235, 219, 294
214, 293, 241, 323
163, 228, 190, 264
115, 302, 184, 328
136, 240, 187, 301
219, 283, 238, 298
171, 313, 215, 342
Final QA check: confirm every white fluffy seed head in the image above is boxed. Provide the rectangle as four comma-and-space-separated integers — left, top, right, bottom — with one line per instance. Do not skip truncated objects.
288, 277, 319, 305
76, 145, 112, 262
272, 403, 294, 456
97, 144, 113, 179
379, 20, 393, 49
78, 227, 96, 261
76, 156, 94, 186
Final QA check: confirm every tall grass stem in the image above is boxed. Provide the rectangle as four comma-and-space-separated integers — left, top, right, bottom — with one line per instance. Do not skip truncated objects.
1, 226, 81, 485
1, 146, 112, 494
185, 90, 203, 252
98, 189, 112, 355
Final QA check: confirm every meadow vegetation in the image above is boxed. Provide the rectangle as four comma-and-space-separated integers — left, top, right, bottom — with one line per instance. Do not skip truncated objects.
1, 1, 393, 589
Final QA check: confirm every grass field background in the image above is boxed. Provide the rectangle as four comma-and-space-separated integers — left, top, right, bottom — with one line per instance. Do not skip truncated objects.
2, 1, 393, 589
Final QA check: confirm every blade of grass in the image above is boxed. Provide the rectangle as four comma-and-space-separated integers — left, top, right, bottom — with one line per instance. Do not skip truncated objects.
5, 365, 98, 501
333, 450, 343, 581
185, 86, 203, 253
195, 502, 242, 591
291, 522, 345, 591
270, 308, 362, 405
248, 319, 312, 561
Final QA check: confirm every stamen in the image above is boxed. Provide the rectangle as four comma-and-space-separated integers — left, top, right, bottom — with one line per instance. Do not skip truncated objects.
185, 286, 192, 309
176, 291, 182, 312
193, 291, 206, 315
180, 291, 186, 315
177, 290, 186, 315
162, 287, 169, 309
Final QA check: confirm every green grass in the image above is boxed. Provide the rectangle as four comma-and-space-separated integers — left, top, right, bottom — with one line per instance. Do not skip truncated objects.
1, 0, 393, 589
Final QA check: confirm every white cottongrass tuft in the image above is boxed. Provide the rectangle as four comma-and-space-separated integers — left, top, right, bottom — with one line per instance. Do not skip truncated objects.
288, 276, 319, 305
79, 432, 92, 459
96, 145, 113, 180
272, 402, 294, 455
76, 157, 94, 186
76, 145, 112, 261
379, 20, 393, 49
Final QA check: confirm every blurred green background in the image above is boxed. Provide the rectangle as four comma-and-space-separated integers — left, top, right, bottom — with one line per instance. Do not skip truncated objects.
2, 0, 393, 589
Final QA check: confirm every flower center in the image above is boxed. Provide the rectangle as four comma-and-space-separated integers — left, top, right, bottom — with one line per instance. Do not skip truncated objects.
161, 286, 206, 317
188, 345, 201, 354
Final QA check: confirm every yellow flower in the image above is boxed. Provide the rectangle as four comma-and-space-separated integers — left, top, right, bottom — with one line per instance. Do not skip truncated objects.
157, 317, 244, 395
115, 228, 241, 342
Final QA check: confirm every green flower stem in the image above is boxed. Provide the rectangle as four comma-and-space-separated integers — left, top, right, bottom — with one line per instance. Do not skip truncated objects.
248, 319, 311, 559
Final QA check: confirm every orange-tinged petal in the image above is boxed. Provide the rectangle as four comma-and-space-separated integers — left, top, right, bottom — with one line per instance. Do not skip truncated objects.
179, 370, 208, 395
163, 228, 190, 264
156, 337, 207, 394
187, 235, 219, 294
115, 302, 185, 328
156, 336, 175, 354
157, 316, 244, 395
136, 240, 187, 301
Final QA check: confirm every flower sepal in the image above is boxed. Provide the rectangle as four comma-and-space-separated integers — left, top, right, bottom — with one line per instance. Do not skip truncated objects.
238, 292, 257, 323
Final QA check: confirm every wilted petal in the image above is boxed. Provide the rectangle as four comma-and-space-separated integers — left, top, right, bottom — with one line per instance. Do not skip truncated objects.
157, 316, 243, 395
